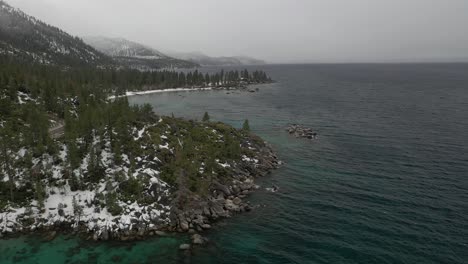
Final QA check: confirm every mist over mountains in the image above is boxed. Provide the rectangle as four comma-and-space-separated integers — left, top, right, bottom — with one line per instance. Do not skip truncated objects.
0, 0, 266, 70
168, 51, 266, 67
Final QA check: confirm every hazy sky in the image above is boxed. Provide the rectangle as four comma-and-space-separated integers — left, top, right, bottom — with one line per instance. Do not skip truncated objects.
7, 0, 468, 63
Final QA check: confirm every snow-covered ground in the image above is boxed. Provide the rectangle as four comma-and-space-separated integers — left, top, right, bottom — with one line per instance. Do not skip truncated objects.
0, 114, 269, 240
108, 87, 213, 99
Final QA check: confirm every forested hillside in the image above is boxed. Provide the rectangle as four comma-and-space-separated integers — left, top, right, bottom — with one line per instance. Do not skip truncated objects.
0, 1, 110, 67
0, 55, 277, 239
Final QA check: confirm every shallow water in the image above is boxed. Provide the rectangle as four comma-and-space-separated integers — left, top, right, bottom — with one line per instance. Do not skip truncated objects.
2, 64, 468, 263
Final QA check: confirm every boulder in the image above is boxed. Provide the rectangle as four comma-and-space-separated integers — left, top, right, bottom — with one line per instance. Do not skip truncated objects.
155, 231, 167, 236
179, 244, 191, 250
201, 224, 211, 229
213, 181, 231, 196
179, 221, 189, 231
225, 199, 239, 211
209, 200, 228, 217
191, 234, 207, 245
233, 197, 242, 205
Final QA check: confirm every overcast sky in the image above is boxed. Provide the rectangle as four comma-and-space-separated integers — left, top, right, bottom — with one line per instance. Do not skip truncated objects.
7, 0, 468, 63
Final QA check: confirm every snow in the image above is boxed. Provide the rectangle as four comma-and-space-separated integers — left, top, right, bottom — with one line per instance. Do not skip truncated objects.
17, 91, 33, 104
159, 142, 169, 150
242, 155, 259, 164
133, 126, 146, 140
108, 87, 213, 100
216, 159, 231, 168
1, 180, 171, 235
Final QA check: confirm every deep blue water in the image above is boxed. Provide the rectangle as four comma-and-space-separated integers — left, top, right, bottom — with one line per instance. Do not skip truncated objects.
1, 64, 468, 263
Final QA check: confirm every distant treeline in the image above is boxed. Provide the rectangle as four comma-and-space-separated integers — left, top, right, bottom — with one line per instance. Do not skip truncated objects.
0, 55, 272, 106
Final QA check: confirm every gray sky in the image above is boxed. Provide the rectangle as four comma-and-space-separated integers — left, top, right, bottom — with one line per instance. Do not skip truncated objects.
8, 0, 468, 63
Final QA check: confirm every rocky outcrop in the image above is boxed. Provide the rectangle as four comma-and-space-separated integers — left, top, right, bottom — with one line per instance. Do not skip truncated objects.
286, 124, 317, 140
169, 139, 279, 238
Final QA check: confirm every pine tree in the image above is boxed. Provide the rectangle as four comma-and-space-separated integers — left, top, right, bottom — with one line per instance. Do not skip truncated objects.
242, 119, 250, 131
202, 112, 210, 122
0, 125, 16, 202
72, 195, 83, 221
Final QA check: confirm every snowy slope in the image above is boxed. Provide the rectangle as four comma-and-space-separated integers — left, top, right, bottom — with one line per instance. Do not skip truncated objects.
83, 36, 168, 59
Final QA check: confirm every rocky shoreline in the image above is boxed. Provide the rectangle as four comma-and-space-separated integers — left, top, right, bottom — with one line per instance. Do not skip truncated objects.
0, 134, 279, 247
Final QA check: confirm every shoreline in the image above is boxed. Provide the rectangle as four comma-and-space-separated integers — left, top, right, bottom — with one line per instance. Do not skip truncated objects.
108, 87, 214, 99
108, 82, 272, 99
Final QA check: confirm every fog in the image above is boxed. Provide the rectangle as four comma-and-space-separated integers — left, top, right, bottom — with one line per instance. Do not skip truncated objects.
7, 0, 468, 63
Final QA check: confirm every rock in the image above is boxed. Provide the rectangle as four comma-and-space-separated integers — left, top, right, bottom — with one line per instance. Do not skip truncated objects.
225, 199, 239, 211
44, 231, 57, 242
209, 200, 228, 217
188, 229, 196, 234
225, 199, 234, 207
239, 183, 252, 191
213, 181, 231, 196
179, 244, 191, 250
232, 185, 241, 194
233, 197, 242, 205
201, 224, 211, 229
178, 214, 190, 231
203, 206, 211, 216
180, 221, 189, 231
286, 124, 317, 140
155, 231, 167, 236
191, 234, 206, 245
102, 229, 109, 241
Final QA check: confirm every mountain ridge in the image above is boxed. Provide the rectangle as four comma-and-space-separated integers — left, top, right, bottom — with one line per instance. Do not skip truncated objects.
168, 51, 266, 66
0, 0, 111, 67
83, 36, 198, 70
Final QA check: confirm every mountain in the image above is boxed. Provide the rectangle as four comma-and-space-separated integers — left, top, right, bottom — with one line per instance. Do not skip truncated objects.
168, 51, 266, 66
83, 36, 198, 70
0, 1, 110, 67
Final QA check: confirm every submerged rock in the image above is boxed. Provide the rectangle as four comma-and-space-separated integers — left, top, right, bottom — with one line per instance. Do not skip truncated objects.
179, 244, 191, 250
44, 231, 57, 242
191, 233, 207, 245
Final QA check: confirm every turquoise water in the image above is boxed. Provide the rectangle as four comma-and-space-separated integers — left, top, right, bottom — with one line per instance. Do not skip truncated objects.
1, 64, 468, 263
